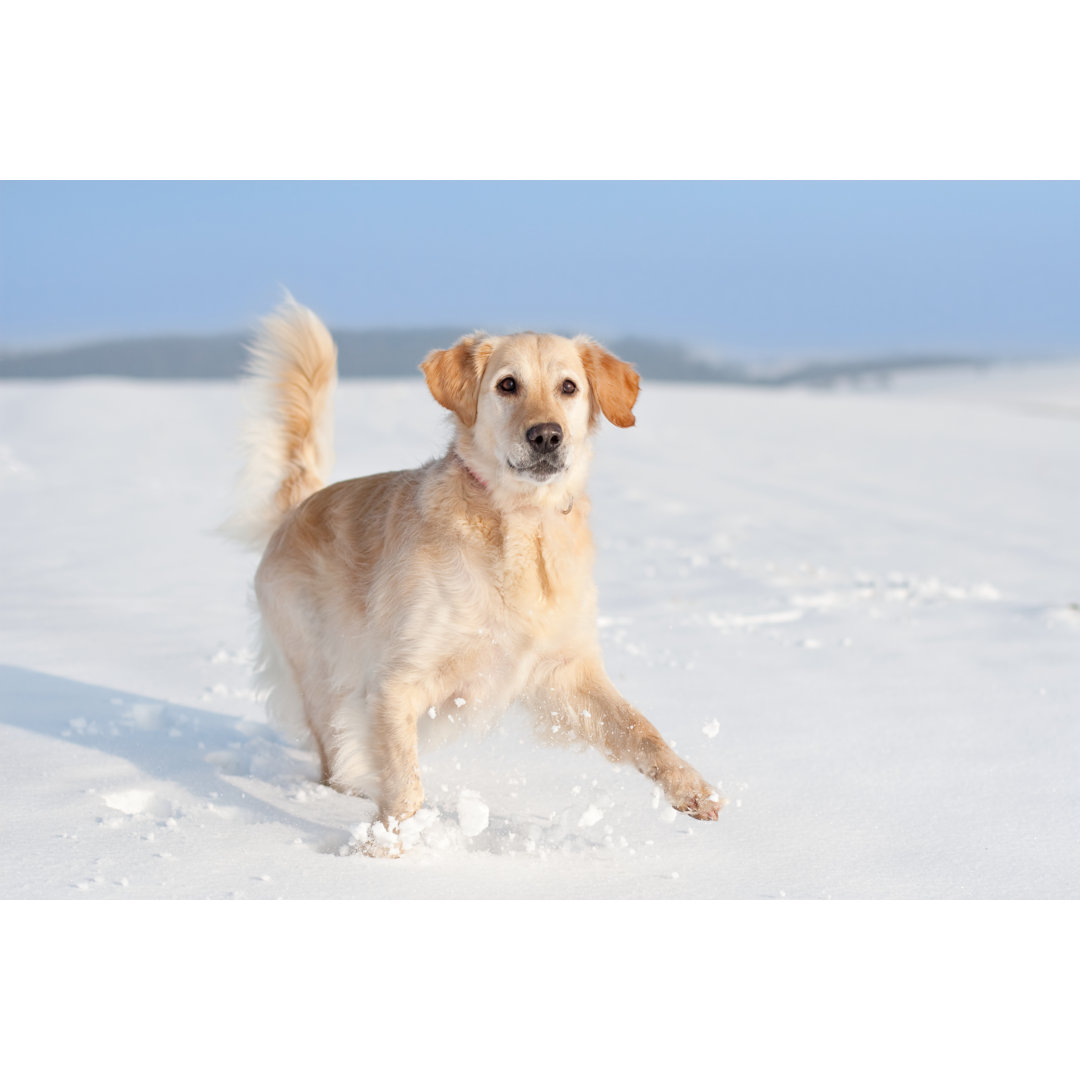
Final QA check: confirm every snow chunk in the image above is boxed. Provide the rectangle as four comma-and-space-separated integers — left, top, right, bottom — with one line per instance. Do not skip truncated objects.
577, 804, 604, 828
396, 807, 440, 849
456, 790, 489, 837
102, 789, 175, 818
702, 719, 720, 738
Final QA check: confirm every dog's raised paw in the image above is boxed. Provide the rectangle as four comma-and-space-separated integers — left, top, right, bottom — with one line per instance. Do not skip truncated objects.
675, 789, 726, 821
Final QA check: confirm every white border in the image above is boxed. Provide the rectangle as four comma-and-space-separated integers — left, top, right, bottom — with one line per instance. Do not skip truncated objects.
2, 2, 1079, 179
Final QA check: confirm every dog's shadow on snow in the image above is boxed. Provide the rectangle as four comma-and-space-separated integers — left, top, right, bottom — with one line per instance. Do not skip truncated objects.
0, 663, 359, 850
1, 665, 640, 861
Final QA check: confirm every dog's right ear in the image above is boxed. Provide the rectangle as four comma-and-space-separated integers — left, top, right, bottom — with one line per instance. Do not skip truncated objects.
575, 336, 640, 428
421, 332, 493, 427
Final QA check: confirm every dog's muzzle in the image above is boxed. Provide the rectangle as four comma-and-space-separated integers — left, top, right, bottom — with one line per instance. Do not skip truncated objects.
510, 423, 568, 482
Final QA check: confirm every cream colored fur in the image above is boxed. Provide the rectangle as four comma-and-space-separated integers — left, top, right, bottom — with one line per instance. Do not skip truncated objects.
221, 295, 337, 551
228, 300, 722, 856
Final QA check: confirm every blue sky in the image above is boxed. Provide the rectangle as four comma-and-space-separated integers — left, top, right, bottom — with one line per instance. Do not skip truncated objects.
1, 181, 1078, 355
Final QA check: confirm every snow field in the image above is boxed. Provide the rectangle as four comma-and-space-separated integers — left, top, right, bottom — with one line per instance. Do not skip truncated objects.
1, 364, 1078, 897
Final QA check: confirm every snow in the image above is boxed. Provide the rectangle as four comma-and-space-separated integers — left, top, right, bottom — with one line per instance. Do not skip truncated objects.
1, 363, 1079, 898
456, 790, 490, 837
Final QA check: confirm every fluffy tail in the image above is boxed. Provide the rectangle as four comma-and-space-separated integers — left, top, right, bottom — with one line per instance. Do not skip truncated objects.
221, 297, 338, 551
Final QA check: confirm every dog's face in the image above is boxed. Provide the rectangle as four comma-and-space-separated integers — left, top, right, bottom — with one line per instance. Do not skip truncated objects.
476, 333, 593, 485
422, 331, 639, 491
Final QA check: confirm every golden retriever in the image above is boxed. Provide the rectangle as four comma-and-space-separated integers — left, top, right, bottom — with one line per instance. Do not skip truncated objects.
225, 298, 722, 855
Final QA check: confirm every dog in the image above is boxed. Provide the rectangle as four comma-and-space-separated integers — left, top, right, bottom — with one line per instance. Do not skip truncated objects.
225, 298, 722, 855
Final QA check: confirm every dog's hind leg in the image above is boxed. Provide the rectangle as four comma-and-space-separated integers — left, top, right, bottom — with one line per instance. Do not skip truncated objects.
254, 624, 335, 782
324, 694, 380, 799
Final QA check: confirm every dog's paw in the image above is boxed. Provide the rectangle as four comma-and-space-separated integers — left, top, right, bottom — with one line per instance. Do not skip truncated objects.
665, 770, 726, 821
338, 816, 406, 858
654, 755, 725, 822
341, 807, 438, 858
675, 788, 725, 821
359, 834, 404, 859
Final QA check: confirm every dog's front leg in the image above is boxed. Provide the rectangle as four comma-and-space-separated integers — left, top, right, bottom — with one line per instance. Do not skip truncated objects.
358, 683, 427, 857
528, 657, 723, 821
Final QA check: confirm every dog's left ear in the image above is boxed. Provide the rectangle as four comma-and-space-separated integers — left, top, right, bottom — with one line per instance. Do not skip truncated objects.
575, 337, 640, 428
421, 332, 493, 427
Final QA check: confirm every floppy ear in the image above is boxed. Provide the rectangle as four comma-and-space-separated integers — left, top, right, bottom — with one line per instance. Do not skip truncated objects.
575, 337, 640, 428
421, 332, 493, 427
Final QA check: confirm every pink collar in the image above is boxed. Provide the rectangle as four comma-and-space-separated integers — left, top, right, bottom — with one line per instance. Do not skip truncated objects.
454, 453, 488, 490
452, 452, 574, 514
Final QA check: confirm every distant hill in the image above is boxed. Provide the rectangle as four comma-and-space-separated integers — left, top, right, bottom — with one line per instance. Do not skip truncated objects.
0, 326, 1010, 386
0, 327, 739, 383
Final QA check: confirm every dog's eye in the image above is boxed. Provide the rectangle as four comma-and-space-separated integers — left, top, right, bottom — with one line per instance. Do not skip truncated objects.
497, 376, 517, 394
561, 379, 578, 395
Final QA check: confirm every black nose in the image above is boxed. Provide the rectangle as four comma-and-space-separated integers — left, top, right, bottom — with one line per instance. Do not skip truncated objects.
526, 423, 563, 455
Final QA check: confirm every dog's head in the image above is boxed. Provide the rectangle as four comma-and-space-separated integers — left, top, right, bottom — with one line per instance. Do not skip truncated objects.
421, 331, 639, 492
